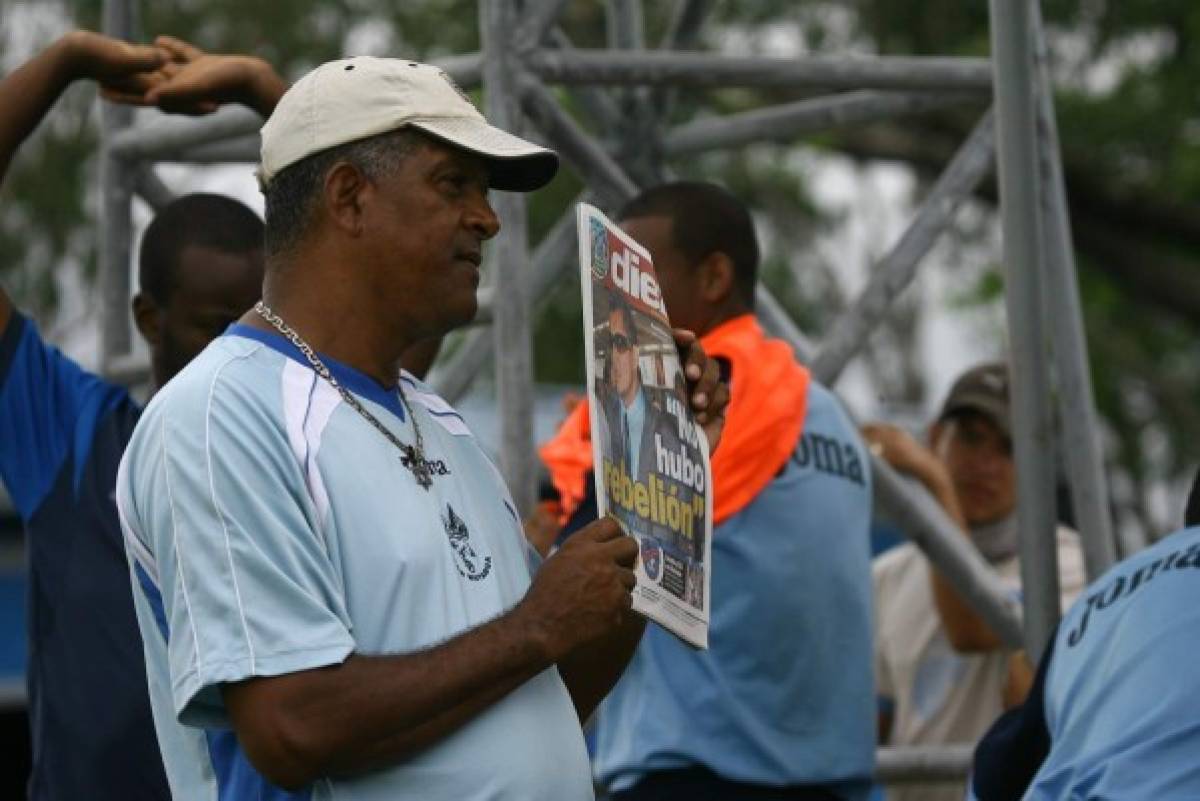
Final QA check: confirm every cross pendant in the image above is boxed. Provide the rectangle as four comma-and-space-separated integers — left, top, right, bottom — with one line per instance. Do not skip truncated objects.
400, 445, 434, 491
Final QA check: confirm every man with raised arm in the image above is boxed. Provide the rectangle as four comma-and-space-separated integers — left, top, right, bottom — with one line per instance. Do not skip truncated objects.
0, 32, 267, 800
866, 363, 1085, 801
117, 52, 729, 799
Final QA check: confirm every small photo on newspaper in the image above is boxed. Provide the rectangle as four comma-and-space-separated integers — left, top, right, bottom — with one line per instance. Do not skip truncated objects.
576, 202, 713, 649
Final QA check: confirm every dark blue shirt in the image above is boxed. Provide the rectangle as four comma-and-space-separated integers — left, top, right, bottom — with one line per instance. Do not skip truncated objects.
0, 312, 169, 800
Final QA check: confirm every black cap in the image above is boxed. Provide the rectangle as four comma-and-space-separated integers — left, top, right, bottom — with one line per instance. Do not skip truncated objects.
937, 362, 1010, 436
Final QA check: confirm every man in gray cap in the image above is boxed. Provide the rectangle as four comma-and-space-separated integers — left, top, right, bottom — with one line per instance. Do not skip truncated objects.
117, 45, 729, 801
863, 362, 1084, 801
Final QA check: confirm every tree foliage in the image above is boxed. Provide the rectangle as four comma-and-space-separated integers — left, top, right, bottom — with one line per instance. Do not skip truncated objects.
3, 0, 1197, 538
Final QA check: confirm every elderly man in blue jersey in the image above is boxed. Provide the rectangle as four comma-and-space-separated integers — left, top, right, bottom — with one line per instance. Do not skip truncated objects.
968, 470, 1200, 800
115, 49, 730, 800
0, 32, 270, 800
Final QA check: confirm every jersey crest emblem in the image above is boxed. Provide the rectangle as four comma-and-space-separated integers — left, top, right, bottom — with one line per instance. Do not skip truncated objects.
443, 503, 492, 581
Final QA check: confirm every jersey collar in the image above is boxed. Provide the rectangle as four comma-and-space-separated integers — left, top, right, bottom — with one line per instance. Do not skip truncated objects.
226, 323, 406, 421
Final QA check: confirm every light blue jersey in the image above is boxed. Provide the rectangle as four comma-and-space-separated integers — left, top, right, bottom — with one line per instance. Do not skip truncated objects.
970, 525, 1200, 800
593, 381, 876, 799
116, 326, 591, 801
1029, 525, 1200, 799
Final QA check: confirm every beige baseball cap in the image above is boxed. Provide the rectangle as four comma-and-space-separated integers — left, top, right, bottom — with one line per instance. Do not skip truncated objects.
259, 56, 558, 192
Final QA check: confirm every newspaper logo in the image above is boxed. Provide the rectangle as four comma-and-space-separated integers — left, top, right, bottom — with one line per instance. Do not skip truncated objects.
443, 504, 492, 581
590, 218, 609, 280
640, 538, 663, 582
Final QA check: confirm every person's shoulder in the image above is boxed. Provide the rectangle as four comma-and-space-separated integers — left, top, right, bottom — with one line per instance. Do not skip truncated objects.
2, 310, 125, 396
803, 378, 860, 439
400, 370, 476, 437
400, 370, 462, 416
147, 336, 283, 420
804, 377, 837, 412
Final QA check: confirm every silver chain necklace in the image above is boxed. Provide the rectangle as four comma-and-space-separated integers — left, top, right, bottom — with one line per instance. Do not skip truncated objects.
253, 300, 434, 491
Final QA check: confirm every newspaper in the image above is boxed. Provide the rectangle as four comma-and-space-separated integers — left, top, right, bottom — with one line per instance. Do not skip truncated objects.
576, 202, 713, 649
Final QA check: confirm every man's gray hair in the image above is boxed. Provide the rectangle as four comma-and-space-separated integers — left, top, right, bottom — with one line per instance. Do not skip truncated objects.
263, 128, 427, 256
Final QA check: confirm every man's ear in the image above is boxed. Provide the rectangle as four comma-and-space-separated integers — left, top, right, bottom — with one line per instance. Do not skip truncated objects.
323, 161, 369, 237
698, 251, 735, 304
131, 292, 162, 347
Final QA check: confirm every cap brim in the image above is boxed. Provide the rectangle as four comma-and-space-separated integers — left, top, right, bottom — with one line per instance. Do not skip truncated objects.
411, 118, 559, 192
941, 395, 1011, 437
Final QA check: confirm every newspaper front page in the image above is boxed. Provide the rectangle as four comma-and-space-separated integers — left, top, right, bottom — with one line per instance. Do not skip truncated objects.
576, 202, 713, 649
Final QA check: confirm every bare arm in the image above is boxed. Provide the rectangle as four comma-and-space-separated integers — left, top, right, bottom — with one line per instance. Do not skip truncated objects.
0, 31, 165, 330
225, 613, 548, 786
142, 36, 287, 118
557, 610, 647, 722
1002, 650, 1035, 708
222, 516, 638, 789
861, 423, 1002, 652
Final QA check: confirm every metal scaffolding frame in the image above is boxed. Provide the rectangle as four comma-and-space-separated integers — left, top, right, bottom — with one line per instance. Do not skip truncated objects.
96, 0, 1114, 783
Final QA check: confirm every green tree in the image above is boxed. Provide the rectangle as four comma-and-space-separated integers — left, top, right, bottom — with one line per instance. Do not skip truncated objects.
4, 0, 1197, 539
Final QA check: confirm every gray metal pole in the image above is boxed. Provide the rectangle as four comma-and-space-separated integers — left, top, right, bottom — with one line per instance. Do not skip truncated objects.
133, 166, 176, 212
109, 106, 262, 161
435, 52, 485, 87
605, 0, 663, 185
754, 286, 818, 360
430, 200, 581, 403
607, 0, 645, 51
99, 0, 137, 369
1116, 515, 1148, 559
664, 90, 975, 157
875, 745, 973, 784
1030, 2, 1116, 578
988, 0, 1061, 661
810, 110, 996, 387
482, 0, 537, 516
171, 136, 260, 164
543, 29, 625, 129
519, 74, 638, 206
528, 50, 993, 92
659, 0, 713, 50
514, 0, 575, 50
653, 0, 713, 124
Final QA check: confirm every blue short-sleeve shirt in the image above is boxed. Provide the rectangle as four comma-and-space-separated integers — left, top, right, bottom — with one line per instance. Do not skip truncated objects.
970, 525, 1200, 800
0, 312, 169, 800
